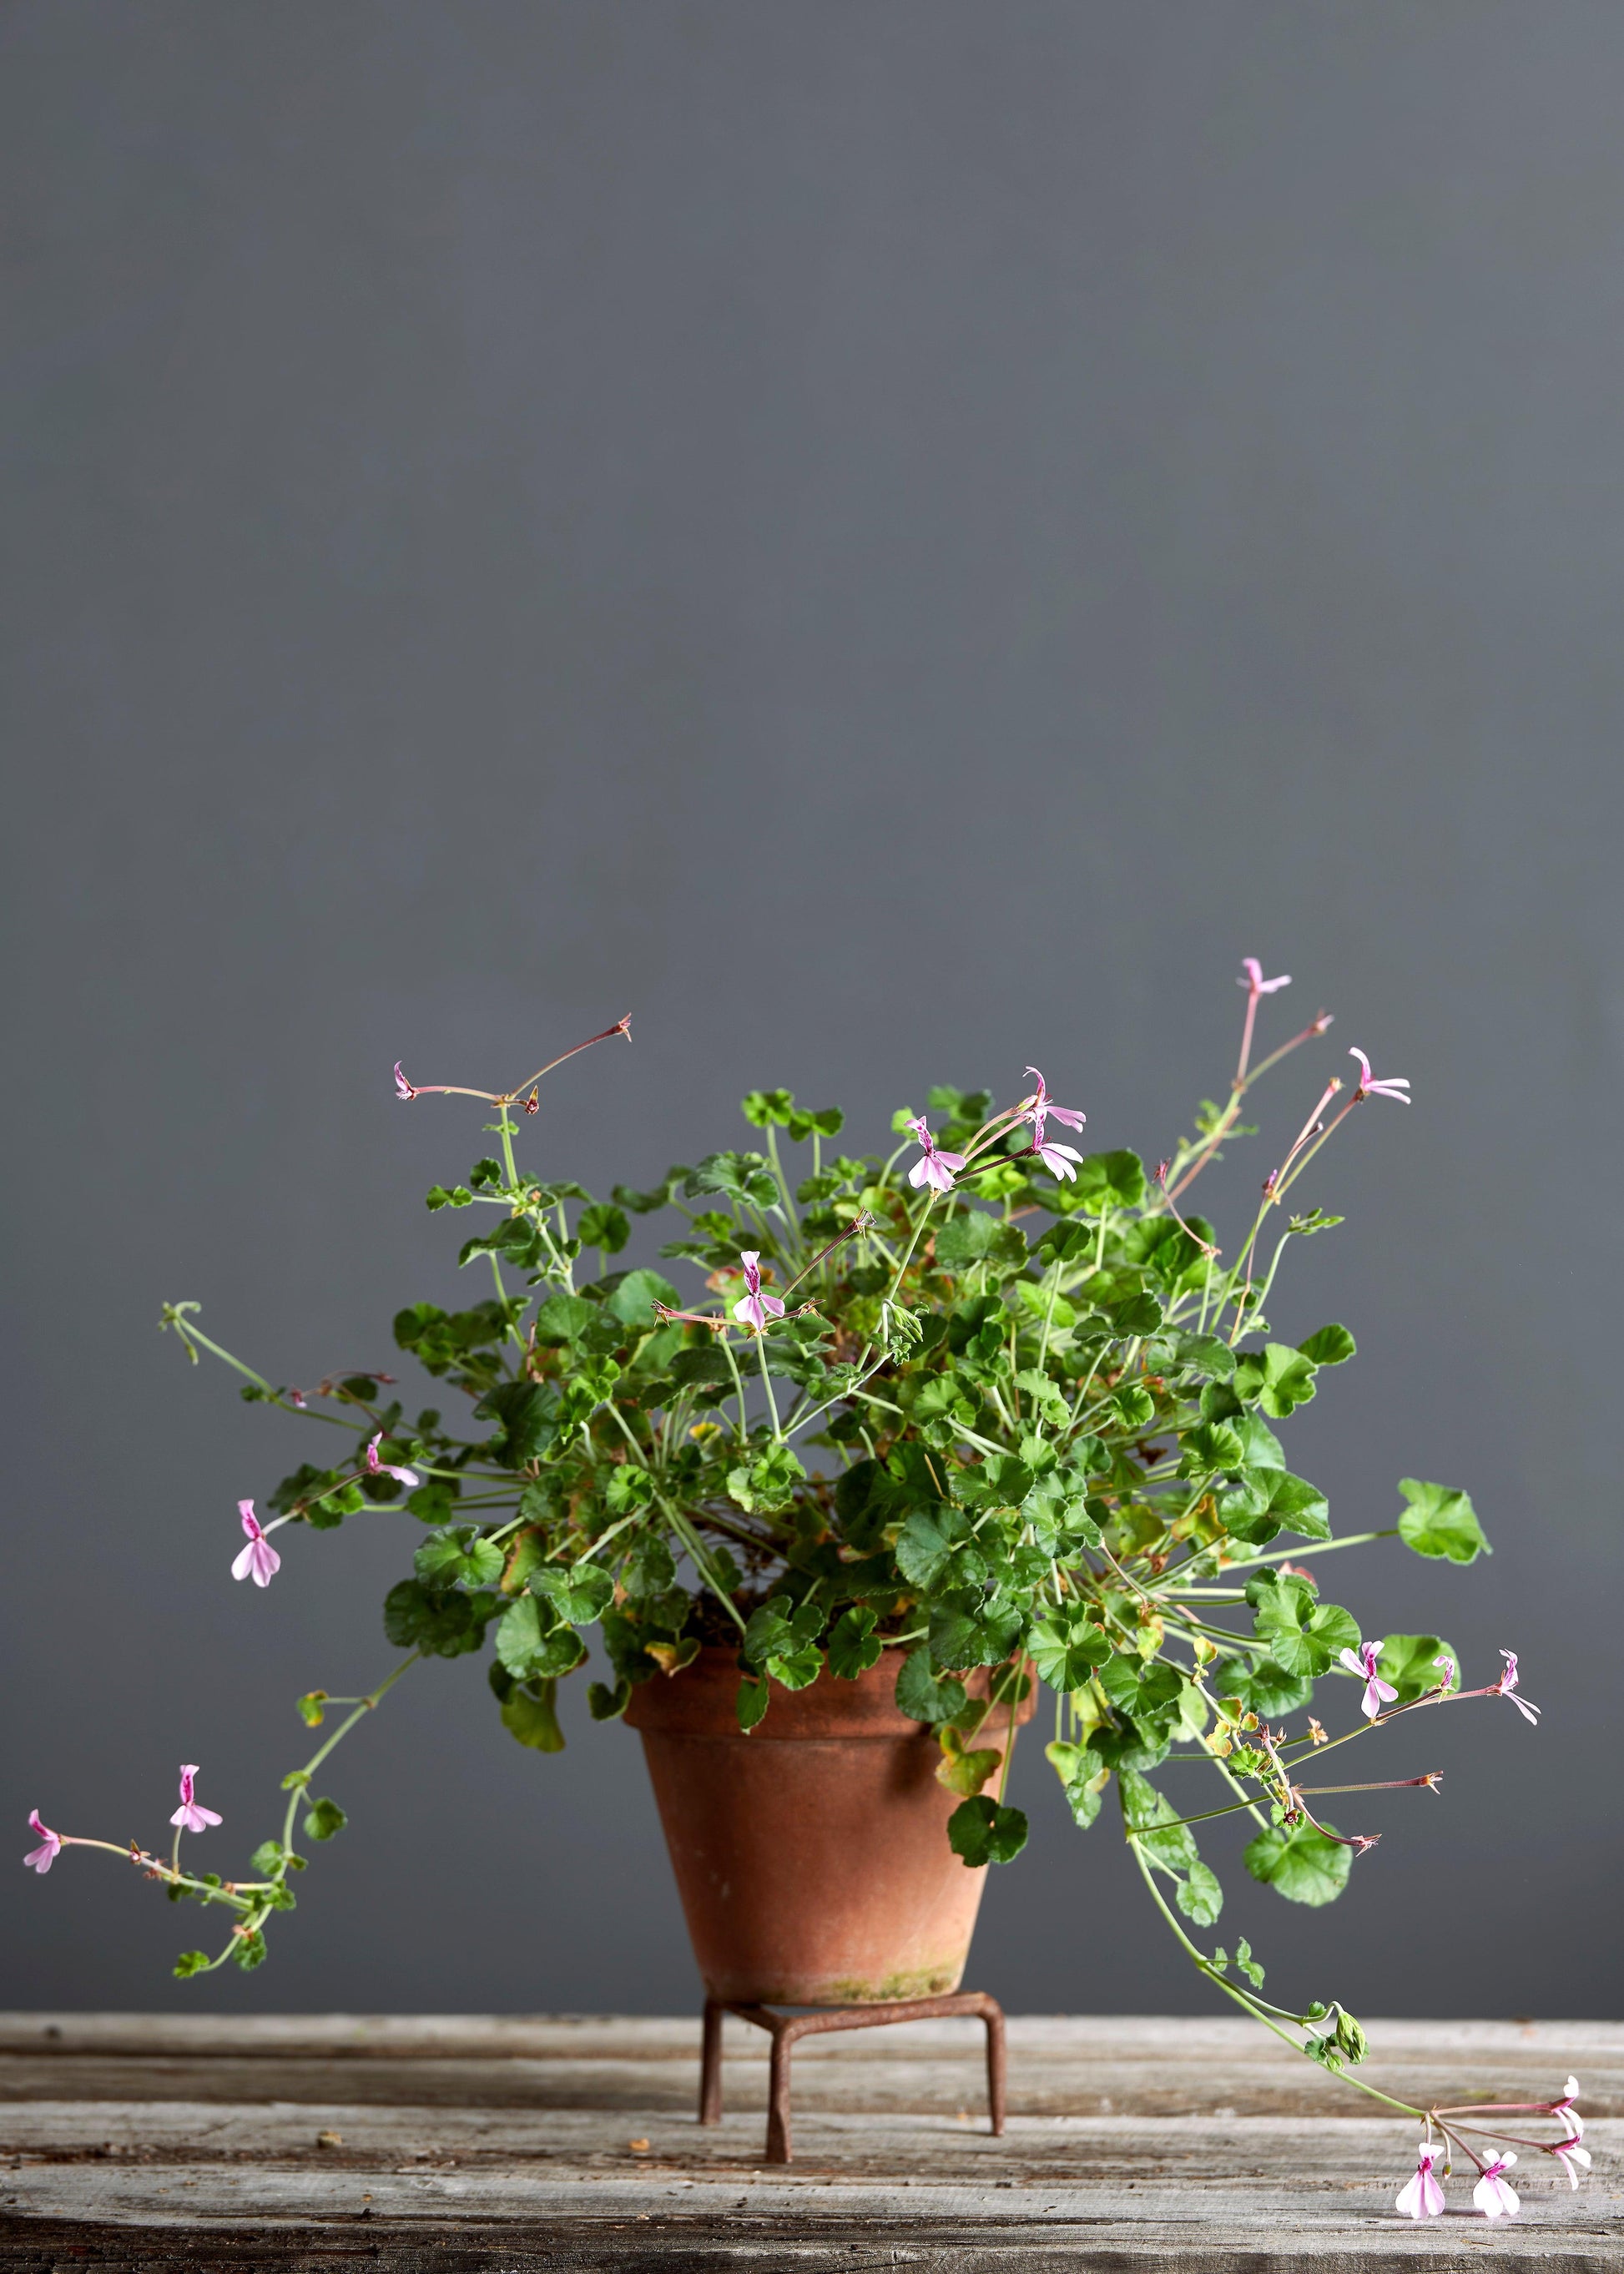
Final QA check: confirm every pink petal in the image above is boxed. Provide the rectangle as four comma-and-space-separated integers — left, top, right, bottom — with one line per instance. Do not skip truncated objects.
231, 1542, 259, 1583
1047, 1104, 1087, 1128
935, 1150, 967, 1170
908, 1159, 931, 1189
761, 1294, 786, 1319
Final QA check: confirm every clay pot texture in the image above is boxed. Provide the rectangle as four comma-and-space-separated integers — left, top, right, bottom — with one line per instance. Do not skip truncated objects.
624, 1646, 1036, 2005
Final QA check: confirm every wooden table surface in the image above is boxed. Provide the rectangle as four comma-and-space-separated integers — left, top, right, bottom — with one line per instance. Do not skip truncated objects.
0, 2013, 1617, 2271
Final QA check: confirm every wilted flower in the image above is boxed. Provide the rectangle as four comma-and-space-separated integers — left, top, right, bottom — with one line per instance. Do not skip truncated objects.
364, 1434, 421, 1489
23, 1811, 62, 1875
1395, 2141, 1446, 2221
1348, 1047, 1411, 1104
732, 1252, 786, 1333
1238, 958, 1291, 995
393, 1062, 416, 1101
1472, 2153, 1519, 2219
169, 1767, 222, 1837
1338, 1641, 1400, 1720
1494, 1649, 1541, 1725
231, 1500, 281, 1589
1433, 1653, 1457, 1692
905, 1116, 966, 1194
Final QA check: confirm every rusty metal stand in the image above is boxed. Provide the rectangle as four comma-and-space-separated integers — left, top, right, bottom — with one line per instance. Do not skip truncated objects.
698, 1989, 1006, 2164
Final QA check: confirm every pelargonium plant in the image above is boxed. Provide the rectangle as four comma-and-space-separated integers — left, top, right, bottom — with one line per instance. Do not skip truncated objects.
28, 976, 1590, 2217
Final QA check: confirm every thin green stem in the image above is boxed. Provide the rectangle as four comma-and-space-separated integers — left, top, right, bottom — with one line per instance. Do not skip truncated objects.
753, 1328, 782, 1439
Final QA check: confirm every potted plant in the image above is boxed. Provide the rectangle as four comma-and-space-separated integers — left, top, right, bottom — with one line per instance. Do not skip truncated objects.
24, 971, 1591, 2220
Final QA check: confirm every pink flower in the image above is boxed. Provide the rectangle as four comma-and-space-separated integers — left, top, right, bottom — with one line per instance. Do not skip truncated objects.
231, 1500, 281, 1588
23, 1811, 61, 1875
1023, 1067, 1087, 1132
1348, 1047, 1411, 1103
393, 1062, 416, 1100
1238, 958, 1291, 996
1434, 1653, 1457, 1692
1551, 2077, 1583, 2141
731, 1251, 786, 1332
365, 1434, 421, 1489
285, 1387, 307, 1409
1553, 2140, 1591, 2189
1494, 1648, 1541, 1724
1395, 2141, 1446, 2220
1472, 2152, 1519, 2219
905, 1116, 967, 1193
1338, 1641, 1400, 1720
169, 1767, 222, 1837
1023, 1072, 1088, 1182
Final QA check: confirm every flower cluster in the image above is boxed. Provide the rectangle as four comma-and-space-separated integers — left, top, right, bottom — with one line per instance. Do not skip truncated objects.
1393, 2075, 1590, 2220
29, 973, 1578, 2216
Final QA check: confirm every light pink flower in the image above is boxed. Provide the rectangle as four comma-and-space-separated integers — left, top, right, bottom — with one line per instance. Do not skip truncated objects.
23, 1811, 61, 1875
1434, 1653, 1457, 1692
1349, 1047, 1411, 1103
731, 1251, 786, 1332
1472, 2152, 1519, 2219
1023, 1071, 1087, 1179
1238, 958, 1291, 995
285, 1387, 307, 1409
393, 1062, 416, 1100
1395, 2141, 1446, 2220
1338, 1641, 1400, 1720
1551, 2077, 1583, 2141
169, 1767, 222, 1836
1494, 1648, 1541, 1724
1553, 2140, 1591, 2189
365, 1434, 421, 1489
905, 1116, 967, 1193
231, 1500, 281, 1588
1023, 1068, 1087, 1132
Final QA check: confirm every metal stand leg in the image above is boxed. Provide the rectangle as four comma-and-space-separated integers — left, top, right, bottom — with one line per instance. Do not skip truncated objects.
699, 1989, 1007, 2165
983, 1997, 1006, 2136
765, 2020, 794, 2165
699, 1995, 724, 2126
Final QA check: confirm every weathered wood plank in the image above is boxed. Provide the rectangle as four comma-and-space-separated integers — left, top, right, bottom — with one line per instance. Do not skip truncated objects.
0, 2018, 1617, 2270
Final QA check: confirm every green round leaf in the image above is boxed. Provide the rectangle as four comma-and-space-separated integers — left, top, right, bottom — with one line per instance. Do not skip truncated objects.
1244, 1820, 1353, 1906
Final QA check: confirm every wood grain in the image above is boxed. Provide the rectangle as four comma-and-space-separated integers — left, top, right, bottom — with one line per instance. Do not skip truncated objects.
0, 2015, 1617, 2270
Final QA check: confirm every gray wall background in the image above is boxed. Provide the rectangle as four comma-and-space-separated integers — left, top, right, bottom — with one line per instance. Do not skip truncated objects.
3, 2, 1620, 2020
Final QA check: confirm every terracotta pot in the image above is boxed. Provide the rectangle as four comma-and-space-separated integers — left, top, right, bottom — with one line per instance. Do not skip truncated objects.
624, 1646, 1036, 2005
